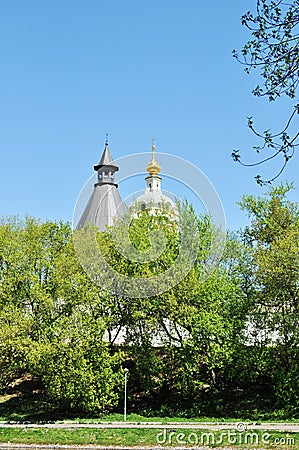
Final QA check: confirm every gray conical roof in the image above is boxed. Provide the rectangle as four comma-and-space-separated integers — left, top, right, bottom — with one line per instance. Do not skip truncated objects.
76, 184, 125, 232
94, 143, 119, 171
76, 142, 125, 232
99, 146, 113, 165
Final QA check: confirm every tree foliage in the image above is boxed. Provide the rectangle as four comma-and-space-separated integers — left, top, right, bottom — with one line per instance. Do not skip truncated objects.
232, 0, 299, 184
1, 199, 299, 417
0, 217, 123, 414
90, 207, 247, 414
239, 183, 299, 413
240, 183, 299, 348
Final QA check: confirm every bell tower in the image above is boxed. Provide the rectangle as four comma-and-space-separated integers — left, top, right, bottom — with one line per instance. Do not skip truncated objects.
145, 139, 162, 193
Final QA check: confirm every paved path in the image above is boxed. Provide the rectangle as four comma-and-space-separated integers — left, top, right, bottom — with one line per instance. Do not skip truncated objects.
0, 421, 299, 432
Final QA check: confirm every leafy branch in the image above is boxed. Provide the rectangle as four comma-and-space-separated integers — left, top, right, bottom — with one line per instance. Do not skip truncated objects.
232, 0, 299, 184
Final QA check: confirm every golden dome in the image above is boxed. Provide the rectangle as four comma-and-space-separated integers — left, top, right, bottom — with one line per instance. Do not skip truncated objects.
146, 140, 161, 176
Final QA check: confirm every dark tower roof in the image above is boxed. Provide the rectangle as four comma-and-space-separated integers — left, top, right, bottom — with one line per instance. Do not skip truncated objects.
76, 138, 125, 232
94, 138, 119, 171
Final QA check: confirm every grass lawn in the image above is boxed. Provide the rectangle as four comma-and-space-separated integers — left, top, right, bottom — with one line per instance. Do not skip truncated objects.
0, 427, 158, 447
0, 426, 298, 448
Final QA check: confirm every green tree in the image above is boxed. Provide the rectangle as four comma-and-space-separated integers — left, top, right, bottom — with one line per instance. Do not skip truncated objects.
239, 184, 299, 413
0, 216, 124, 413
92, 206, 247, 415
0, 216, 71, 330
232, 0, 299, 184
240, 183, 299, 348
0, 304, 32, 389
28, 314, 123, 414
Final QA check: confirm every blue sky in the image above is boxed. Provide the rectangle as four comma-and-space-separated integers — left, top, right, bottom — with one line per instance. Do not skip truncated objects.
1, 0, 298, 231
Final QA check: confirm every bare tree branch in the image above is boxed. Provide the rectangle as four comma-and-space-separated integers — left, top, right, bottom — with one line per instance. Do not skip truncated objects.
232, 0, 299, 184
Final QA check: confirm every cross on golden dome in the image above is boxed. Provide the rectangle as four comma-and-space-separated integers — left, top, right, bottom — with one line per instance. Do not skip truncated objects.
146, 138, 161, 176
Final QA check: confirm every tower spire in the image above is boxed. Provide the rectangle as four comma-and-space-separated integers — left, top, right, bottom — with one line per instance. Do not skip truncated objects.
76, 136, 125, 231
93, 136, 119, 186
